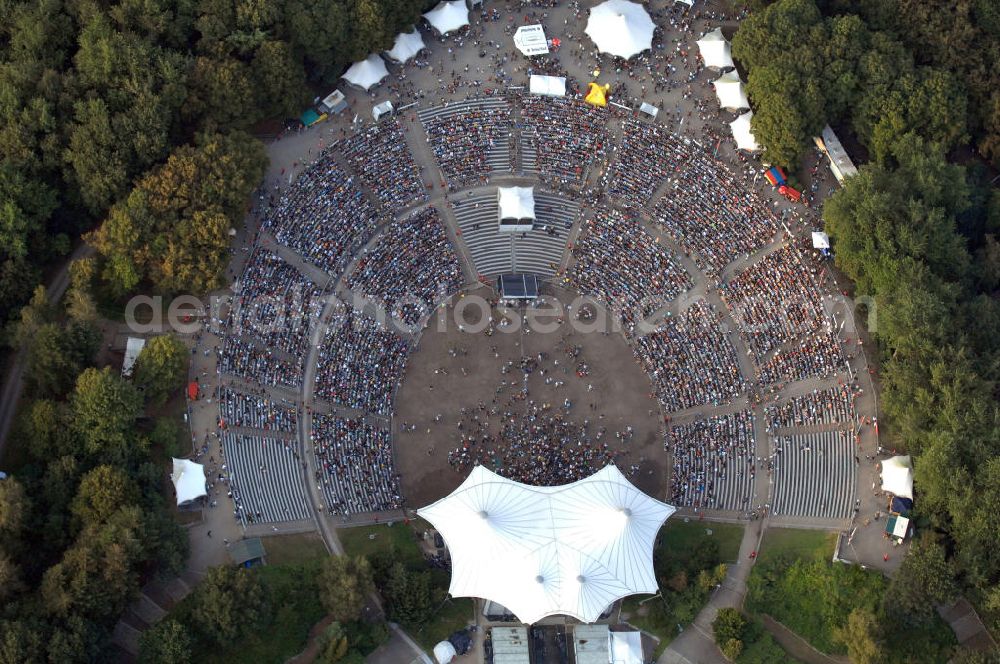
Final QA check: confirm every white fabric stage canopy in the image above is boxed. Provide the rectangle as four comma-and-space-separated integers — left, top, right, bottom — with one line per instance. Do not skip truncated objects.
386, 28, 425, 63
730, 111, 759, 151
585, 0, 655, 59
424, 1, 469, 35
882, 455, 914, 500
341, 54, 388, 90
697, 27, 735, 70
171, 458, 207, 506
529, 74, 566, 97
514, 24, 549, 56
713, 70, 749, 110
498, 186, 536, 221
417, 465, 676, 624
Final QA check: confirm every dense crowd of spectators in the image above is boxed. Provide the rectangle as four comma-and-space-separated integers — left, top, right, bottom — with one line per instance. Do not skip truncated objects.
314, 312, 411, 415
218, 336, 302, 388
521, 96, 610, 187
311, 414, 403, 514
341, 118, 428, 209
420, 97, 512, 188
764, 385, 859, 430
346, 206, 464, 325
649, 142, 781, 276
757, 330, 844, 386
632, 299, 746, 412
667, 410, 755, 509
219, 386, 298, 433
229, 249, 323, 356
719, 245, 825, 359
568, 209, 693, 330
264, 152, 383, 274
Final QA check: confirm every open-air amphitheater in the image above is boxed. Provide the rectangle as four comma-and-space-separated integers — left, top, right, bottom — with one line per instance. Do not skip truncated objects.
213, 95, 871, 528
178, 0, 888, 659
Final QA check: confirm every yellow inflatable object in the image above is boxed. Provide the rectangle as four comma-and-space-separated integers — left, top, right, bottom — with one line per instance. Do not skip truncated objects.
585, 82, 610, 107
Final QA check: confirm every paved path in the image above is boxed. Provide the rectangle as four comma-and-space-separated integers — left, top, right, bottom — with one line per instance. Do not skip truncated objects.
0, 244, 94, 461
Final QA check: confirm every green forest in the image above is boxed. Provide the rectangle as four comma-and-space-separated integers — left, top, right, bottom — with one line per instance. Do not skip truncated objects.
0, 0, 434, 661
736, 0, 1000, 643
0, 0, 434, 328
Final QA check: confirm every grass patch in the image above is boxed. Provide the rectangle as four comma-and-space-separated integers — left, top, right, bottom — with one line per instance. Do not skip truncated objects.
264, 532, 329, 565
662, 519, 744, 562
756, 528, 836, 564
406, 596, 474, 651
338, 522, 424, 568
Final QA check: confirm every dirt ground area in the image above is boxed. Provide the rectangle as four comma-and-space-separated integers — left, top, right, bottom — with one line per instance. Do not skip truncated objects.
394, 285, 666, 507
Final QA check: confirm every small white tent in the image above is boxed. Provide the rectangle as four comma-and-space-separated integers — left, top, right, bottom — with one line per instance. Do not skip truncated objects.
433, 640, 456, 664
122, 337, 146, 377
812, 232, 831, 249
423, 1, 469, 35
385, 28, 425, 63
529, 75, 566, 97
713, 70, 749, 110
639, 102, 659, 118
730, 111, 759, 151
881, 456, 914, 500
697, 27, 735, 70
372, 101, 394, 121
498, 186, 536, 224
514, 24, 549, 56
171, 458, 207, 506
342, 54, 389, 91
585, 0, 655, 59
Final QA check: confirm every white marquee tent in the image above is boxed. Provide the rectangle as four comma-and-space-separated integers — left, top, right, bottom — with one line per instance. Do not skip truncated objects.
697, 27, 735, 70
423, 1, 469, 35
122, 336, 146, 377
433, 641, 456, 664
417, 465, 676, 624
812, 231, 831, 249
341, 54, 389, 91
171, 458, 207, 506
585, 0, 655, 60
514, 24, 549, 56
385, 28, 425, 63
529, 74, 566, 97
730, 111, 759, 151
498, 186, 536, 222
713, 70, 749, 110
881, 456, 914, 500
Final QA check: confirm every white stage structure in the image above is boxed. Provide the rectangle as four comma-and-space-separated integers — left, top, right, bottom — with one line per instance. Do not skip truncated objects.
529, 74, 566, 97
697, 27, 735, 70
498, 186, 536, 232
514, 24, 549, 56
341, 54, 389, 91
385, 28, 425, 63
585, 0, 655, 59
713, 70, 749, 110
423, 1, 469, 35
730, 111, 759, 151
372, 100, 394, 121
171, 458, 207, 506
881, 456, 914, 500
811, 232, 831, 249
417, 465, 676, 624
